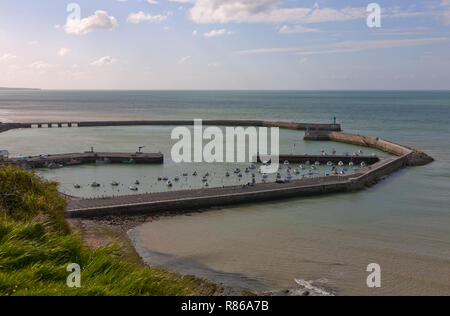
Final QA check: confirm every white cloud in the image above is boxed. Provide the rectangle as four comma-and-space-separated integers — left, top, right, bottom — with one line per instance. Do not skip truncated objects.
29, 61, 52, 70
64, 10, 117, 35
127, 11, 168, 24
177, 56, 191, 65
442, 0, 450, 25
58, 48, 71, 57
235, 38, 450, 55
299, 57, 308, 64
147, 0, 159, 4
91, 56, 117, 66
192, 30, 198, 36
207, 62, 220, 67
189, 0, 365, 24
0, 53, 17, 63
279, 25, 319, 34
203, 28, 231, 37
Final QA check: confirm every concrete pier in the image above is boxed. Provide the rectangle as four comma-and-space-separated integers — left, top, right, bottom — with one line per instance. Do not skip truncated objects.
258, 154, 380, 165
1, 152, 164, 169
0, 120, 342, 133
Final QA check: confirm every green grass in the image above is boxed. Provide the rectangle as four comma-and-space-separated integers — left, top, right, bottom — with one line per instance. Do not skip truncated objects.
0, 166, 221, 296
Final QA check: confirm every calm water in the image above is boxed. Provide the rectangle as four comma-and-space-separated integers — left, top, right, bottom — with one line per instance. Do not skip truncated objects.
1, 90, 449, 295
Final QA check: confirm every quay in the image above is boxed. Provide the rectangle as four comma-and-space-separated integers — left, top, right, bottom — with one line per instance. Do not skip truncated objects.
1, 152, 164, 169
66, 156, 400, 218
258, 154, 380, 165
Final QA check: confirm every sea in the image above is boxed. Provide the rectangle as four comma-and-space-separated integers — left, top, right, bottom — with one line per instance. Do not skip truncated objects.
0, 90, 449, 296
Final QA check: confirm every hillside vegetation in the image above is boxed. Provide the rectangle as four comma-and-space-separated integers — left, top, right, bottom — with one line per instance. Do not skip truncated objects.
0, 166, 221, 296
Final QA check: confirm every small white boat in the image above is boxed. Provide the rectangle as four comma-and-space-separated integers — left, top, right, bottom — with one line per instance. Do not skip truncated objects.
129, 186, 138, 191
91, 182, 100, 188
234, 168, 241, 174
202, 177, 208, 182
238, 173, 243, 178
284, 160, 290, 166
167, 181, 173, 187
111, 181, 120, 186
349, 162, 354, 167
294, 169, 300, 174
315, 161, 320, 166
134, 180, 140, 185
361, 162, 367, 167
327, 161, 333, 166
338, 161, 344, 167
250, 164, 257, 170
305, 161, 311, 166
74, 184, 81, 189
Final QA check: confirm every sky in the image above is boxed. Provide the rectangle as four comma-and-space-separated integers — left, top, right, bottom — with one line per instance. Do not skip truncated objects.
0, 0, 450, 90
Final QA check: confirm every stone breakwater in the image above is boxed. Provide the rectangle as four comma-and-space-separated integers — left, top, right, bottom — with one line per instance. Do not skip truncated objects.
0, 120, 342, 132
304, 131, 434, 166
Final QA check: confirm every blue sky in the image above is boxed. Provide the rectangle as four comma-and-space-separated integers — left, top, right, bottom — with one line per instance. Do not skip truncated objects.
0, 0, 449, 89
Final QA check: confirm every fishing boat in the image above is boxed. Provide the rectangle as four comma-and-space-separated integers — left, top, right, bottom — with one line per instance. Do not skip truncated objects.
111, 181, 120, 186
73, 184, 81, 189
122, 159, 136, 165
65, 159, 82, 166
134, 180, 140, 185
47, 162, 63, 169
96, 158, 111, 165
91, 182, 100, 188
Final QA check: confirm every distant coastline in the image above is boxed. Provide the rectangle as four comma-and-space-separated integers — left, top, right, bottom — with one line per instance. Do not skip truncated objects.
0, 87, 41, 91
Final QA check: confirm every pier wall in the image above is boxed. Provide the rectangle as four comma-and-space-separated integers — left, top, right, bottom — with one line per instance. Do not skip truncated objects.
67, 180, 351, 218
1, 120, 342, 132
305, 131, 433, 166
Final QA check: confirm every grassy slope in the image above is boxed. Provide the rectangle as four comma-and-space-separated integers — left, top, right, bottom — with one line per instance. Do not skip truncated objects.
0, 166, 222, 296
